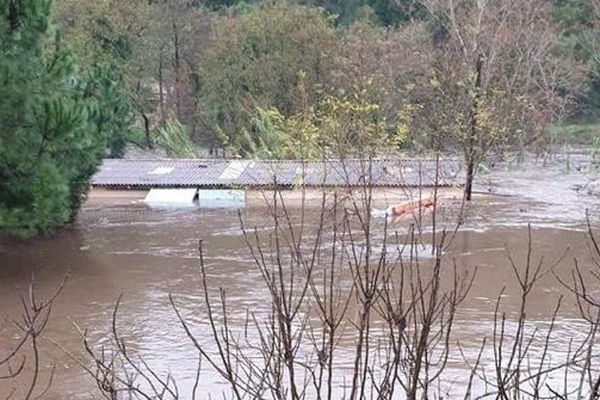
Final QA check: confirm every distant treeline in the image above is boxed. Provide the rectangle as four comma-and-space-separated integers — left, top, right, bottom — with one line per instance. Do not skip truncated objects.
52, 0, 599, 158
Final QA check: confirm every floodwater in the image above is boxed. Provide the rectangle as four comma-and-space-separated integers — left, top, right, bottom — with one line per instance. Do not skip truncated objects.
1, 151, 600, 399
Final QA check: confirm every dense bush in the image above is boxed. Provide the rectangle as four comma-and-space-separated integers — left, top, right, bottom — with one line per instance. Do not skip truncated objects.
198, 2, 337, 154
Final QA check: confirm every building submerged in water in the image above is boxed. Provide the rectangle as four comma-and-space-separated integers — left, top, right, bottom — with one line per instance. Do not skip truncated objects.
88, 158, 463, 208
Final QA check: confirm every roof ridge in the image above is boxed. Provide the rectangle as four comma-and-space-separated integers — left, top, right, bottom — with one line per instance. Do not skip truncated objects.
104, 157, 461, 162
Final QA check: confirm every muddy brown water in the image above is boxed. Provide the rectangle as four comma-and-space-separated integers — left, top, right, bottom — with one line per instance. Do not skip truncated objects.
1, 155, 600, 399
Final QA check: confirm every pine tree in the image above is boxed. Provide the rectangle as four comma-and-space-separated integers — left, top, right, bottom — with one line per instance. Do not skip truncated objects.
0, 0, 108, 237
82, 64, 135, 158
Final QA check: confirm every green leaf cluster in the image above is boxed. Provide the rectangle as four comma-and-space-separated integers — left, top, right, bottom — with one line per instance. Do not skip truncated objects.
153, 118, 199, 158
246, 89, 401, 159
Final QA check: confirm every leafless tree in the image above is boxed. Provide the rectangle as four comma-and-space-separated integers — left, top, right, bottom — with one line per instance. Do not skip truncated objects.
0, 276, 64, 400
408, 0, 587, 200
54, 294, 203, 400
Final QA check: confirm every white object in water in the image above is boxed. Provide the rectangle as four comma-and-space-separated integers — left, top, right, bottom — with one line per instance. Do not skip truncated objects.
197, 189, 245, 209
371, 207, 390, 218
144, 188, 198, 207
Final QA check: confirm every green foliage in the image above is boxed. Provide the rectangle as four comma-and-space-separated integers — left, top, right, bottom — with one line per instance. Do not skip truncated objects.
242, 89, 402, 159
550, 123, 600, 145
0, 0, 117, 238
42, 0, 599, 166
316, 90, 393, 157
300, 0, 425, 26
592, 136, 600, 167
233, 1, 253, 14
200, 0, 425, 25
153, 119, 199, 158
54, 0, 196, 149
82, 64, 135, 158
244, 107, 294, 158
399, 0, 584, 178
244, 106, 322, 159
198, 2, 336, 151
553, 0, 600, 117
47, 0, 592, 164
203, 0, 248, 9
553, 0, 592, 38
331, 19, 429, 145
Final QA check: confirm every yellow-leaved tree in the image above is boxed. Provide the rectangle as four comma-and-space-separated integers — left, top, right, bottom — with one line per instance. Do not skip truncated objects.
246, 87, 407, 159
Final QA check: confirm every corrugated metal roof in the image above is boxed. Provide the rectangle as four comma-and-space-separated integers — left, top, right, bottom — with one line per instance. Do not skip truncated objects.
91, 159, 463, 188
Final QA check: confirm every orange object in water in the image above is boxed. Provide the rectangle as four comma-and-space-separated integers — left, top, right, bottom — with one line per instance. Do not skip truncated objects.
387, 197, 434, 217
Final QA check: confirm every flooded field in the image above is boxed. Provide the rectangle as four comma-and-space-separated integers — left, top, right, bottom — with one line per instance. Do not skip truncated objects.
1, 153, 599, 399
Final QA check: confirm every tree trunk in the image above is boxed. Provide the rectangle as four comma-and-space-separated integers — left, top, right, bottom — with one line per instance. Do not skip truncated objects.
142, 112, 153, 149
172, 14, 182, 120
465, 54, 483, 201
158, 54, 165, 123
465, 154, 475, 201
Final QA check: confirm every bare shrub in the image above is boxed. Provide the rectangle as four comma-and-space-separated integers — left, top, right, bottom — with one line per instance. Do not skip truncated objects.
0, 276, 64, 400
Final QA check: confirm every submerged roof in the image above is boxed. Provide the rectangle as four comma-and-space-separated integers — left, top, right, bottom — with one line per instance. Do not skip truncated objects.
91, 158, 463, 189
